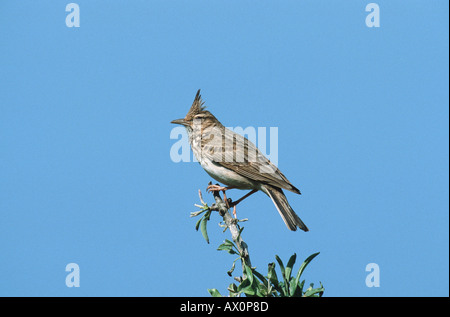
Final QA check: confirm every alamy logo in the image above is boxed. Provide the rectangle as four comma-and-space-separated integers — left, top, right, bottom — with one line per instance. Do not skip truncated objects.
365, 263, 380, 287
365, 3, 380, 28
170, 123, 279, 171
65, 263, 80, 287
65, 3, 80, 28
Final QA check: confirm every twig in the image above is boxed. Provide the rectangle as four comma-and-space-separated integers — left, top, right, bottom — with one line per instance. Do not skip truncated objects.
200, 182, 252, 276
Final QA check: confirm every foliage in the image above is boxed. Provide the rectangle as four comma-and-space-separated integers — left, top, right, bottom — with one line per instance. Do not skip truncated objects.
191, 193, 324, 297
190, 203, 212, 244
209, 239, 324, 297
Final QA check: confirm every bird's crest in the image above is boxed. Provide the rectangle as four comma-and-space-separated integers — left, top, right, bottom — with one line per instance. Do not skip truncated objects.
186, 89, 206, 120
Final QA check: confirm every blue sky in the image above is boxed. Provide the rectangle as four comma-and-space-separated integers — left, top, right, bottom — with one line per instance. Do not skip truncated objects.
0, 1, 448, 297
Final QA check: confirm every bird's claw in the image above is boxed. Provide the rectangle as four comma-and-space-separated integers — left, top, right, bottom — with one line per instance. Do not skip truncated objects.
206, 184, 228, 193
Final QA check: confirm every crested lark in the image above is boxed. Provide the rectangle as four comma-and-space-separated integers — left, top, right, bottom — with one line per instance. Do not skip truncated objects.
171, 90, 309, 232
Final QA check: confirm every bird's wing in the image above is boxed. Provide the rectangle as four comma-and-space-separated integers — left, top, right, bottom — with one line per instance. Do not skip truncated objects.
201, 126, 300, 194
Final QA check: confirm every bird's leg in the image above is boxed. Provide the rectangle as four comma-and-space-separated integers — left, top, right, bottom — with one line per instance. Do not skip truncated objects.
230, 189, 258, 218
231, 189, 258, 206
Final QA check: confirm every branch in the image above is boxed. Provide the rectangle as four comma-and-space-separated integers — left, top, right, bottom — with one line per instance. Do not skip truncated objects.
193, 183, 324, 297
197, 183, 252, 279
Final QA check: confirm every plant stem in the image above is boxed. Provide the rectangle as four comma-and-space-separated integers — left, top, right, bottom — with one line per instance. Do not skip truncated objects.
207, 186, 252, 278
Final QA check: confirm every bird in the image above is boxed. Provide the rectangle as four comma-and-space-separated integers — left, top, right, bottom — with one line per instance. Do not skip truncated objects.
171, 90, 309, 232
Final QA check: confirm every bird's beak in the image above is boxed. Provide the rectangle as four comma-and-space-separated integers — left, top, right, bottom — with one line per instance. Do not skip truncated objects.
171, 118, 189, 126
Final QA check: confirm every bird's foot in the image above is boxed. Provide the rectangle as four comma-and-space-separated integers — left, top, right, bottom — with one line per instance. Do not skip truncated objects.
206, 184, 232, 209
206, 184, 229, 193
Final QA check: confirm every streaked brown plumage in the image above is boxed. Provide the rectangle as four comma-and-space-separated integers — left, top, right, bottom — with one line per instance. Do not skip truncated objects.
171, 90, 309, 231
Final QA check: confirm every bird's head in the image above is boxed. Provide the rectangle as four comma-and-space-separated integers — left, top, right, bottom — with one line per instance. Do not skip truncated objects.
171, 89, 219, 130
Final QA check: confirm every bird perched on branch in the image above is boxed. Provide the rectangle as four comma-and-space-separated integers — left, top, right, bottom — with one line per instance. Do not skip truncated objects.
171, 90, 309, 232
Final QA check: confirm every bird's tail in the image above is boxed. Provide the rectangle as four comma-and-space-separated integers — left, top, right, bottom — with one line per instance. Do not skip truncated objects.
263, 185, 309, 232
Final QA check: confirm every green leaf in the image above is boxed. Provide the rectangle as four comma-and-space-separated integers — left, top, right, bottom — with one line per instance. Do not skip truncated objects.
205, 209, 211, 220
217, 243, 237, 254
190, 209, 206, 217
244, 264, 254, 284
216, 243, 229, 251
237, 226, 244, 240
200, 217, 209, 244
289, 276, 299, 297
223, 239, 235, 247
217, 239, 238, 255
242, 285, 256, 296
303, 282, 324, 297
208, 288, 222, 297
285, 253, 297, 282
227, 283, 239, 297
299, 280, 305, 293
240, 270, 257, 297
255, 283, 267, 297
227, 258, 239, 276
195, 217, 202, 231
237, 277, 251, 293
267, 262, 278, 284
267, 262, 283, 295
252, 272, 269, 297
275, 255, 291, 294
253, 269, 268, 286
295, 252, 320, 285
238, 265, 258, 297
289, 252, 320, 296
275, 255, 286, 282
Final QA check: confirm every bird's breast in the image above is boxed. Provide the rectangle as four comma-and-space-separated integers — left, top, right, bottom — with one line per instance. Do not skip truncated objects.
201, 159, 256, 190
189, 129, 256, 190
